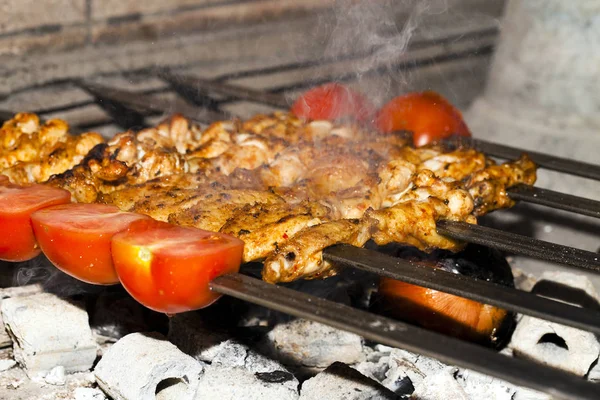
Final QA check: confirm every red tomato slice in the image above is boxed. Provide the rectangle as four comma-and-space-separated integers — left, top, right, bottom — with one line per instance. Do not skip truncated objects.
111, 219, 244, 314
375, 91, 471, 146
0, 183, 71, 262
291, 83, 375, 122
31, 203, 151, 285
0, 175, 8, 184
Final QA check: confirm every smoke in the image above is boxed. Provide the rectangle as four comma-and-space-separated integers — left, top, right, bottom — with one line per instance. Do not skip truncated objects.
314, 0, 451, 106
13, 256, 103, 297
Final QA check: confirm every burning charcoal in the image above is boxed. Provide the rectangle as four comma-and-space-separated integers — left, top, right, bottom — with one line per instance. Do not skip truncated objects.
263, 319, 365, 368
94, 332, 203, 400
410, 368, 469, 400
510, 271, 600, 377
196, 366, 299, 400
0, 293, 97, 378
75, 387, 108, 400
300, 362, 398, 400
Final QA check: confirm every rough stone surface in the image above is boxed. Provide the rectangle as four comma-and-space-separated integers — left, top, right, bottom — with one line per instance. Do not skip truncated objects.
196, 365, 299, 400
263, 319, 364, 368
94, 332, 203, 400
411, 368, 469, 400
0, 0, 86, 34
0, 292, 97, 378
300, 362, 398, 400
510, 315, 600, 376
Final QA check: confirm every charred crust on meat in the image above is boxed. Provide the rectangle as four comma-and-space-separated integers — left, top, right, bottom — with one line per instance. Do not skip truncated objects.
285, 252, 296, 261
238, 229, 251, 235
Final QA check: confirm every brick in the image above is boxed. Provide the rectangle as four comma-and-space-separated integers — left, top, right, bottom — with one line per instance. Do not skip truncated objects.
0, 0, 86, 35
0, 293, 97, 378
91, 0, 221, 20
90, 0, 335, 44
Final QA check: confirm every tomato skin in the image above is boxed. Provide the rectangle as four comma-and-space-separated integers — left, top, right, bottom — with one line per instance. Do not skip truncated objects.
111, 219, 244, 314
291, 83, 375, 122
0, 183, 71, 262
375, 91, 471, 146
31, 203, 151, 285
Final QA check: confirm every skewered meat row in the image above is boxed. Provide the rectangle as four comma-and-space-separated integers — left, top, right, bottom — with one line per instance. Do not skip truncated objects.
1, 112, 536, 283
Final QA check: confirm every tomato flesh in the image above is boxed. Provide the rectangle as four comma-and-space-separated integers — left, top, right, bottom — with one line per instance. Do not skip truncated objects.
111, 219, 244, 313
375, 91, 471, 146
0, 183, 71, 262
31, 203, 150, 285
291, 83, 375, 122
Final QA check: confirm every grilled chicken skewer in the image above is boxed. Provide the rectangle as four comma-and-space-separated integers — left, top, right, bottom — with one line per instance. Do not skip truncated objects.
1, 112, 536, 283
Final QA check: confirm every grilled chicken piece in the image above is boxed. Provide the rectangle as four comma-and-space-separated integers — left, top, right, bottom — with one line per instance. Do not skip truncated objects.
263, 218, 375, 283
6, 111, 537, 284
0, 113, 104, 184
221, 202, 330, 262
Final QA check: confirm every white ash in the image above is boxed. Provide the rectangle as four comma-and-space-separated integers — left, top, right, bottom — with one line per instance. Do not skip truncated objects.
168, 312, 231, 363
587, 360, 600, 383
454, 369, 515, 400
509, 271, 600, 377
0, 284, 44, 348
0, 292, 97, 378
300, 361, 398, 400
262, 318, 365, 368
45, 365, 66, 386
75, 387, 109, 400
94, 332, 203, 400
411, 368, 469, 400
0, 358, 16, 372
196, 365, 299, 400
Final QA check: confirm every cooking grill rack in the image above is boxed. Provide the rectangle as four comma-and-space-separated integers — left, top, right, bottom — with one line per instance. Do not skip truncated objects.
2, 33, 600, 399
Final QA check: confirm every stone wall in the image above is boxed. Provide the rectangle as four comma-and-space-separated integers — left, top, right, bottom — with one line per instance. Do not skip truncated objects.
0, 0, 335, 56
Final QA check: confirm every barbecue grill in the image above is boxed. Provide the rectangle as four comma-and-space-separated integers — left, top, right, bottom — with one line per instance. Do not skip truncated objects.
0, 11, 599, 400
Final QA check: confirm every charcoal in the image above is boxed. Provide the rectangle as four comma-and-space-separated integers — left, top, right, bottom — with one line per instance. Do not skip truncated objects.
588, 359, 600, 383
45, 365, 66, 386
0, 359, 16, 372
196, 365, 299, 400
0, 284, 44, 348
91, 293, 148, 340
454, 369, 515, 400
263, 318, 365, 368
94, 332, 203, 400
510, 272, 600, 377
168, 312, 231, 363
300, 362, 398, 400
75, 387, 109, 400
0, 293, 97, 378
410, 368, 469, 400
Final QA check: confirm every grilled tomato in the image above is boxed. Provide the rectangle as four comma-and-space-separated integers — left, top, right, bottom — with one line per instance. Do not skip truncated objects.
31, 203, 151, 285
291, 83, 375, 122
0, 182, 71, 262
375, 245, 514, 346
375, 91, 471, 146
111, 219, 244, 314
